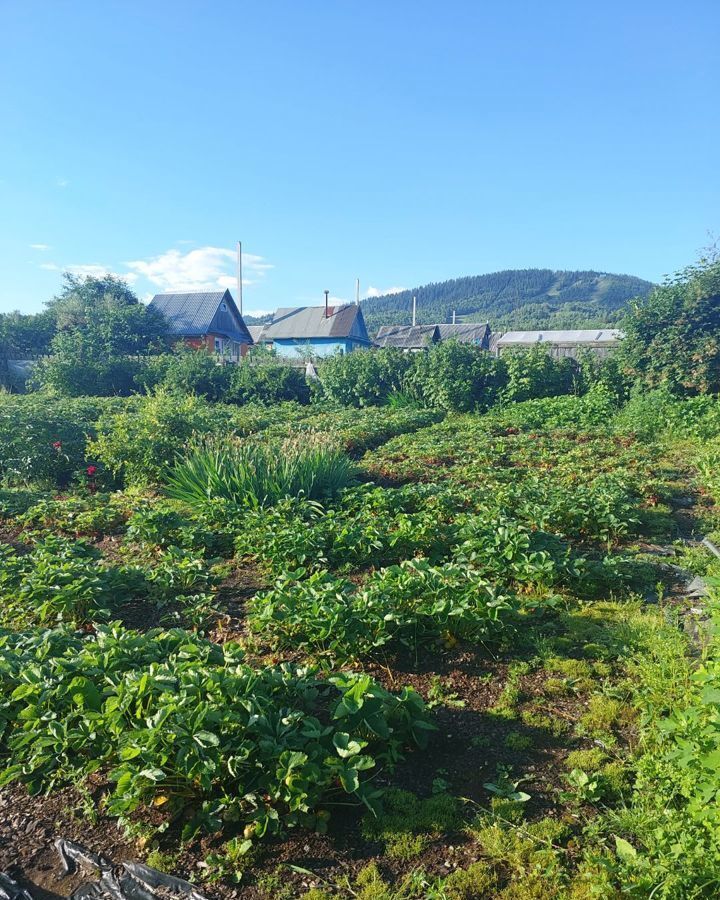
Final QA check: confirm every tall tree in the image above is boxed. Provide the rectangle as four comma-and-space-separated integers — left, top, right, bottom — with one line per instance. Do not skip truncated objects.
618, 251, 720, 395
36, 274, 168, 396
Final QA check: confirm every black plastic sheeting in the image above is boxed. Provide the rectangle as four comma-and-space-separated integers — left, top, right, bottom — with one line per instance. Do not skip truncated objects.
0, 840, 211, 900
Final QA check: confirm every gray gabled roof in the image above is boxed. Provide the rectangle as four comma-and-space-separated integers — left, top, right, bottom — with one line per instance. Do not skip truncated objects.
435, 323, 490, 344
247, 325, 267, 343
263, 304, 370, 342
149, 289, 252, 343
375, 325, 440, 349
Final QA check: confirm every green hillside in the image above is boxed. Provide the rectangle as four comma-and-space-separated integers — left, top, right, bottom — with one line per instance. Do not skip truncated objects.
360, 269, 654, 331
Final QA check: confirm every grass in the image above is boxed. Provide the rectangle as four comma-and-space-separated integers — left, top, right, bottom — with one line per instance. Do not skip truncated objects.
165, 432, 356, 510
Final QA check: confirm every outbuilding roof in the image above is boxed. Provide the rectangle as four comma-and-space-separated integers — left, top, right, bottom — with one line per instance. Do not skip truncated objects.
247, 325, 267, 343
149, 290, 252, 344
263, 304, 370, 342
375, 325, 440, 349
435, 323, 490, 345
496, 329, 622, 345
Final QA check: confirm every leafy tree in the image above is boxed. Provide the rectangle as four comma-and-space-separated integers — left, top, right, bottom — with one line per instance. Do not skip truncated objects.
0, 310, 55, 357
618, 253, 720, 394
34, 275, 168, 396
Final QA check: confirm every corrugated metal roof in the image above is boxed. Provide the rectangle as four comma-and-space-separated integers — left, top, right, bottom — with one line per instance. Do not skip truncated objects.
247, 325, 267, 343
497, 329, 623, 345
375, 325, 440, 349
150, 291, 228, 336
263, 305, 369, 341
435, 323, 490, 344
149, 290, 252, 343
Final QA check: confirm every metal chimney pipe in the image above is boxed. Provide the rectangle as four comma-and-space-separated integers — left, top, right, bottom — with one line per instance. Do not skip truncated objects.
324, 289, 330, 318
452, 309, 456, 325
412, 295, 417, 327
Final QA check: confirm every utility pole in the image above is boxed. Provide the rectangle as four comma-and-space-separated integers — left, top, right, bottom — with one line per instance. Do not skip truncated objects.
356, 278, 360, 306
236, 241, 243, 316
412, 295, 417, 327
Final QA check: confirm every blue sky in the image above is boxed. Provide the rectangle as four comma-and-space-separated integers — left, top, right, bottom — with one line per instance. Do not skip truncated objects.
1, 0, 718, 316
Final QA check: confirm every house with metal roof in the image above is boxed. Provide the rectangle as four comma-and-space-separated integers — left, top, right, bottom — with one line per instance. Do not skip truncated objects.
261, 304, 371, 358
375, 322, 490, 352
495, 329, 623, 359
149, 290, 253, 362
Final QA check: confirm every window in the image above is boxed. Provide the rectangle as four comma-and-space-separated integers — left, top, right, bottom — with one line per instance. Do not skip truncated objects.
220, 302, 227, 311
214, 338, 222, 352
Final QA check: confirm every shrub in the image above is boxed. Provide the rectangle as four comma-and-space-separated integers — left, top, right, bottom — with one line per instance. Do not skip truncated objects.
88, 390, 226, 486
407, 341, 508, 412
318, 349, 415, 407
135, 348, 231, 400
165, 433, 356, 510
501, 347, 577, 403
227, 362, 311, 406
0, 393, 129, 487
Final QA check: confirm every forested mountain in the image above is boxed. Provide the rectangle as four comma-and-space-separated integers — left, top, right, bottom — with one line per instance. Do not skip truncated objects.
360, 269, 654, 331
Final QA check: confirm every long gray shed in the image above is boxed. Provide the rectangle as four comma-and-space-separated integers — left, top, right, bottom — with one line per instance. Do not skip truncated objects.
495, 329, 623, 359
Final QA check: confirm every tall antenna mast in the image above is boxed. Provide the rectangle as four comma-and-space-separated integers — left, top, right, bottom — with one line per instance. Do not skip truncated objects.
236, 241, 243, 316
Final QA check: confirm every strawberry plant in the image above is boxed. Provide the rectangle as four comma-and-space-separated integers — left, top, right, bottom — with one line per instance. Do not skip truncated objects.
0, 624, 431, 840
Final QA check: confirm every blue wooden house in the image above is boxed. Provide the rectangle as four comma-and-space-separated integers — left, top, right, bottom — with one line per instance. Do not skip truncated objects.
261, 304, 371, 358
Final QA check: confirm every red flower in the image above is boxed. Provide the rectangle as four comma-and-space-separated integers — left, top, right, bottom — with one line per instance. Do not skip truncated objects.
86, 465, 98, 476
52, 441, 62, 449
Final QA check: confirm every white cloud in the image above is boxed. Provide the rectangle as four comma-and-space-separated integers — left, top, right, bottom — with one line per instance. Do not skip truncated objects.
365, 285, 407, 298
125, 246, 273, 293
30, 243, 50, 251
246, 308, 273, 318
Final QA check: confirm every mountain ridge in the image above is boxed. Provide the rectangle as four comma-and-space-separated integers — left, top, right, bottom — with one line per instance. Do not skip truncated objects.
359, 268, 654, 332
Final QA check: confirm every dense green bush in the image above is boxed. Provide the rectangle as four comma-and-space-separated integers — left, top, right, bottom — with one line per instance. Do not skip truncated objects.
135, 349, 229, 400
227, 362, 311, 405
137, 350, 312, 406
33, 275, 168, 397
318, 348, 415, 407
88, 391, 227, 485
614, 386, 720, 440
618, 254, 720, 395
407, 342, 508, 412
500, 347, 576, 403
0, 393, 131, 487
484, 384, 619, 432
